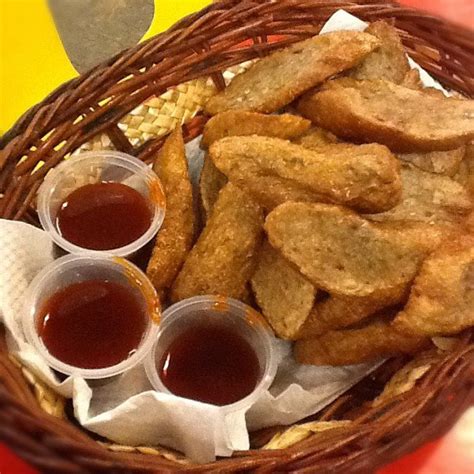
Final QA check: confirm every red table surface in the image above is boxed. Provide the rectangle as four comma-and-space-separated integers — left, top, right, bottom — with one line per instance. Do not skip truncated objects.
1, 1, 473, 473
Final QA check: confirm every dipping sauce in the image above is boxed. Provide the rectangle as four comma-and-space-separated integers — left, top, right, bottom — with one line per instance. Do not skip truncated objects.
37, 280, 147, 369
56, 182, 152, 250
158, 322, 261, 406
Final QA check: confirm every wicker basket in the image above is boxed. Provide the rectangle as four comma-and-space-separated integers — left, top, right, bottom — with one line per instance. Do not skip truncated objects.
1, 1, 473, 472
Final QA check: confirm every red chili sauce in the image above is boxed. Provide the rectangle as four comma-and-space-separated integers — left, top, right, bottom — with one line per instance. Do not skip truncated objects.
158, 322, 261, 406
37, 280, 147, 369
56, 182, 152, 251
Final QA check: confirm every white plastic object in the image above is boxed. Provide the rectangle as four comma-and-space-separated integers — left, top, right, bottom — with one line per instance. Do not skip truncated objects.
37, 151, 165, 257
145, 295, 277, 412
22, 254, 160, 379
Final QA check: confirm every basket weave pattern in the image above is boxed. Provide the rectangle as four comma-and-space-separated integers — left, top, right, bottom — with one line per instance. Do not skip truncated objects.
0, 1, 473, 472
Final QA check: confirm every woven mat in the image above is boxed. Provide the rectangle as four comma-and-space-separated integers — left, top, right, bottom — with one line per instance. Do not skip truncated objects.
77, 61, 254, 153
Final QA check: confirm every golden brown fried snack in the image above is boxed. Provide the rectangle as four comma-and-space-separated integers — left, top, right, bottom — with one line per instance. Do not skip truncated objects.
319, 77, 361, 91
294, 126, 339, 149
392, 236, 474, 336
201, 111, 310, 148
294, 314, 427, 366
251, 242, 316, 340
401, 68, 449, 98
400, 69, 449, 98
298, 79, 474, 152
227, 175, 325, 212
378, 220, 455, 254
265, 202, 421, 299
365, 166, 472, 226
199, 154, 228, 220
401, 68, 424, 90
398, 147, 465, 176
454, 143, 474, 197
170, 183, 263, 302
204, 31, 380, 115
298, 287, 406, 338
210, 136, 401, 213
298, 221, 453, 337
146, 128, 194, 298
350, 21, 409, 83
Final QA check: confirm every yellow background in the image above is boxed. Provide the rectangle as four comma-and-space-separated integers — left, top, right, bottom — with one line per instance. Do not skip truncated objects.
0, 0, 210, 134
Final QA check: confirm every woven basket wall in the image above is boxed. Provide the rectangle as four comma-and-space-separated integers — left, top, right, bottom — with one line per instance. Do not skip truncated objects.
0, 1, 473, 473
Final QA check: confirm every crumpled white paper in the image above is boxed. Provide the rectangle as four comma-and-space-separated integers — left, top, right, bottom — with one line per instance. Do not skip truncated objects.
0, 10, 449, 463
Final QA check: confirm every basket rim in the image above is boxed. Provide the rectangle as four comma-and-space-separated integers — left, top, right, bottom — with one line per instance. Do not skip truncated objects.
0, 1, 473, 473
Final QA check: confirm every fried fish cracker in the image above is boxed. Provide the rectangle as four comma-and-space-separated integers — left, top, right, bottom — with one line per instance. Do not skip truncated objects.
400, 68, 448, 98
365, 166, 472, 226
379, 221, 457, 258
401, 68, 424, 90
251, 241, 316, 340
298, 221, 452, 338
298, 285, 407, 338
146, 128, 195, 298
294, 314, 427, 366
204, 31, 380, 115
298, 79, 474, 152
294, 126, 339, 149
392, 236, 474, 336
398, 147, 465, 176
170, 183, 263, 302
464, 212, 474, 233
265, 202, 421, 298
464, 143, 474, 196
230, 175, 327, 212
350, 21, 410, 83
454, 143, 474, 197
199, 154, 228, 220
210, 136, 401, 213
201, 111, 310, 148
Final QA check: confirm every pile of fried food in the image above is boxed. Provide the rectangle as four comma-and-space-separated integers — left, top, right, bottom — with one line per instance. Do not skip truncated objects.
146, 22, 474, 366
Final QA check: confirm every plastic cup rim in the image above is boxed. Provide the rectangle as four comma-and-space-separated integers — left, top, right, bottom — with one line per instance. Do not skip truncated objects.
22, 254, 160, 379
144, 295, 277, 413
36, 151, 165, 257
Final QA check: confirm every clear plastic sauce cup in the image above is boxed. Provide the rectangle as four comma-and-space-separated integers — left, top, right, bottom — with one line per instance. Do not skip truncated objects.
37, 151, 165, 257
22, 254, 161, 379
145, 295, 277, 412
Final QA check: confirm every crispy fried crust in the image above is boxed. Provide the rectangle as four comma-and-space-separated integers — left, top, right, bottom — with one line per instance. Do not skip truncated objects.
265, 202, 422, 298
454, 143, 474, 197
199, 154, 228, 220
392, 236, 474, 336
377, 220, 456, 254
170, 183, 263, 302
251, 241, 316, 340
298, 79, 474, 152
223, 174, 326, 212
401, 68, 449, 98
146, 128, 195, 298
401, 69, 424, 90
350, 21, 409, 83
365, 165, 472, 226
204, 31, 380, 115
298, 287, 407, 338
398, 147, 465, 176
209, 136, 402, 213
294, 126, 339, 149
201, 111, 310, 148
298, 221, 453, 337
294, 314, 427, 366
